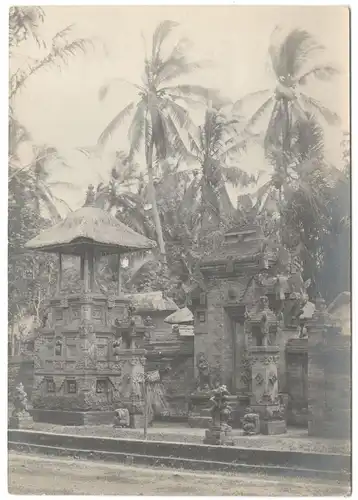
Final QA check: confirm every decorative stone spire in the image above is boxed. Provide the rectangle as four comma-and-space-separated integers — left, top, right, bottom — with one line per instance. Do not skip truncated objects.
84, 184, 95, 207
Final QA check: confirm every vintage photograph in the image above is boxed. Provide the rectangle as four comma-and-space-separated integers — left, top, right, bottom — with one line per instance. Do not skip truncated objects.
8, 4, 351, 496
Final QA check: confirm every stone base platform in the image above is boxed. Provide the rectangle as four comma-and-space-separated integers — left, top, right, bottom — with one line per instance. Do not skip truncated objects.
261, 420, 287, 435
204, 426, 234, 446
31, 409, 116, 426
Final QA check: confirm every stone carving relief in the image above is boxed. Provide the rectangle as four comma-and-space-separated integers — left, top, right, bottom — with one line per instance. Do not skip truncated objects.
196, 352, 212, 391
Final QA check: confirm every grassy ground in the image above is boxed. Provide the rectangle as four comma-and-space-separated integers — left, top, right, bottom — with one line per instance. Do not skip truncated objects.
25, 421, 351, 454
8, 452, 351, 496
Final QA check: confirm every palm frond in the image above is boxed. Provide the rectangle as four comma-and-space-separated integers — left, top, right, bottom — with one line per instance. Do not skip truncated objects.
128, 101, 146, 158
300, 93, 340, 126
152, 20, 179, 62
10, 28, 94, 99
98, 102, 134, 145
220, 166, 255, 187
165, 114, 194, 162
165, 99, 195, 131
166, 92, 204, 109
233, 89, 272, 112
156, 59, 210, 86
274, 29, 324, 78
164, 84, 221, 102
98, 78, 143, 101
298, 65, 339, 85
244, 96, 274, 131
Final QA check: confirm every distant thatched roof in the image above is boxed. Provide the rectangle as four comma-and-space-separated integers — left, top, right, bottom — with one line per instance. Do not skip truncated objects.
164, 307, 194, 324
125, 291, 178, 313
25, 205, 156, 255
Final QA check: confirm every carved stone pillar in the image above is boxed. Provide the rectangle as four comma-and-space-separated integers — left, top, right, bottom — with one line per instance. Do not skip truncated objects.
249, 346, 286, 434
245, 296, 286, 435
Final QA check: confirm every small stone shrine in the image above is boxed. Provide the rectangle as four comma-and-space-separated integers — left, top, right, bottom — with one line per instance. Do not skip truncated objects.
25, 185, 156, 426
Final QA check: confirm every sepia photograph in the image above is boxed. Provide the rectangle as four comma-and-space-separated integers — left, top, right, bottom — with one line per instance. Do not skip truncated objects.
7, 3, 351, 496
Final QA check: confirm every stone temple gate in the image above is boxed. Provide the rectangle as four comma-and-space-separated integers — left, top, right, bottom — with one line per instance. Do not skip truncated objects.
188, 223, 351, 437
25, 185, 156, 426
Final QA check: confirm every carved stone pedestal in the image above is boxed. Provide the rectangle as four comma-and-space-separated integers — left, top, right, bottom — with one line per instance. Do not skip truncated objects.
204, 425, 234, 446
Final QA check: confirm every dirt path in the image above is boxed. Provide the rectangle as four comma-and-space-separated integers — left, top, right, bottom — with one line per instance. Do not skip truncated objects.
8, 452, 350, 496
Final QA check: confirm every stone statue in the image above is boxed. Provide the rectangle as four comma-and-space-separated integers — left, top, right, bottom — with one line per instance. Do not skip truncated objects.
204, 385, 234, 446
113, 408, 130, 428
112, 338, 122, 354
282, 271, 311, 327
242, 407, 260, 435
12, 383, 28, 415
196, 352, 211, 391
9, 383, 33, 429
208, 385, 231, 428
55, 338, 62, 356
114, 303, 137, 349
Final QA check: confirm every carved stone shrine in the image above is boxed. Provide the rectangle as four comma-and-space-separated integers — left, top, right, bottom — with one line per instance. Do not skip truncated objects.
25, 185, 155, 426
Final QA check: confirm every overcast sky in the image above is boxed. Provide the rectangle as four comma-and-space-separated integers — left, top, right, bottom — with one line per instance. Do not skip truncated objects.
12, 5, 349, 210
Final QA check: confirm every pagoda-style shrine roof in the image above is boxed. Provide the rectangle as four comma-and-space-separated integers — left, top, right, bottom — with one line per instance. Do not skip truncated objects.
25, 186, 156, 255
200, 223, 269, 267
164, 307, 194, 325
125, 291, 178, 313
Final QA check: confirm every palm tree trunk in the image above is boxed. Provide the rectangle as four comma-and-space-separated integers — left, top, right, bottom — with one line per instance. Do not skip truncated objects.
147, 138, 166, 256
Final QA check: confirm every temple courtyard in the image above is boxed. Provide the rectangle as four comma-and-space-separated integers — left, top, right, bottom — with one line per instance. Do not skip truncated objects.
8, 452, 349, 496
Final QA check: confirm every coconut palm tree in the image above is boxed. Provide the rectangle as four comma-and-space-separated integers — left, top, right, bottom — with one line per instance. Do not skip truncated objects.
235, 28, 339, 188
9, 17, 93, 100
97, 20, 219, 255
185, 103, 258, 232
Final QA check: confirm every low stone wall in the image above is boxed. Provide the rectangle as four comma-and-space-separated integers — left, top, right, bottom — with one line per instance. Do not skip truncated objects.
8, 429, 351, 479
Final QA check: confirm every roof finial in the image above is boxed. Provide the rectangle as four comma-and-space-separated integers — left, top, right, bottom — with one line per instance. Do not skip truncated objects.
84, 184, 95, 206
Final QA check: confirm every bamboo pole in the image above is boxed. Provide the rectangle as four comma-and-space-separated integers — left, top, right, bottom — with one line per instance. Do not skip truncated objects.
143, 374, 148, 440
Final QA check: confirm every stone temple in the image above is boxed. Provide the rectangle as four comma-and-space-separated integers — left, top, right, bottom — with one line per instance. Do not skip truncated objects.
9, 189, 350, 440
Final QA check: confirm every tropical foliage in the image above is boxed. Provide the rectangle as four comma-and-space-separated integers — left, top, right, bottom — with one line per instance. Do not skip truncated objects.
97, 20, 222, 254
8, 7, 93, 334
8, 12, 350, 339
